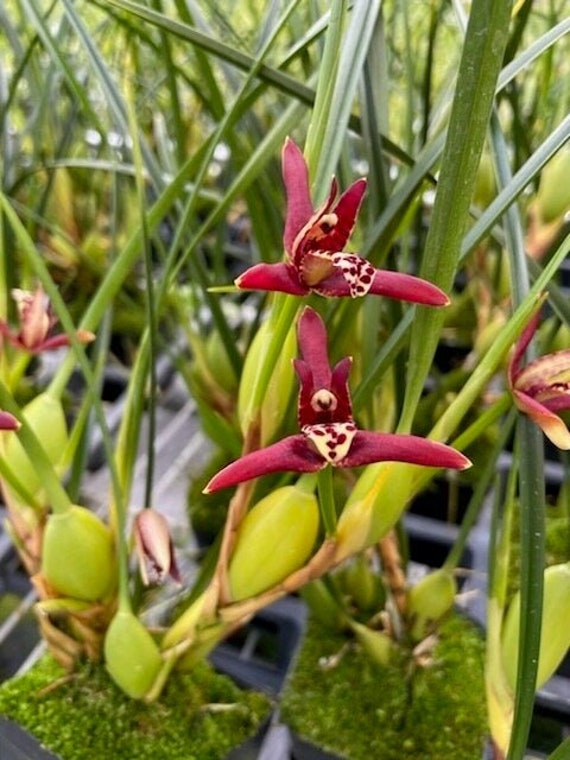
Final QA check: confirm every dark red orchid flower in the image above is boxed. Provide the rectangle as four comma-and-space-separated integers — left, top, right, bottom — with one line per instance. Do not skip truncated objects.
204, 307, 470, 493
509, 312, 570, 449
0, 286, 94, 354
235, 138, 449, 306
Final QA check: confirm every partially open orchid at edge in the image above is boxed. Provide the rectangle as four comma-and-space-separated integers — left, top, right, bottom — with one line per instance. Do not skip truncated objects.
204, 307, 470, 493
0, 286, 95, 354
133, 509, 181, 586
508, 312, 570, 449
235, 138, 449, 306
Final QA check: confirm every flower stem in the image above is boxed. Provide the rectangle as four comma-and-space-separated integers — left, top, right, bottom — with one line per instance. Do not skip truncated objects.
317, 466, 337, 537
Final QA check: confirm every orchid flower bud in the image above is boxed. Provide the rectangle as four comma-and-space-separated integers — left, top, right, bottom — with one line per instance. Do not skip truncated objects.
302, 579, 346, 631
228, 485, 319, 601
133, 509, 180, 586
536, 150, 570, 223
348, 620, 393, 666
41, 505, 115, 601
1, 392, 68, 508
339, 554, 386, 613
104, 610, 162, 699
334, 498, 374, 562
501, 562, 570, 691
238, 318, 297, 444
205, 330, 239, 395
407, 568, 457, 642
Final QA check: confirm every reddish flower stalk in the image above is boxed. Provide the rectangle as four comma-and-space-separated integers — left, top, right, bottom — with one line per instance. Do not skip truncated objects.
235, 138, 449, 306
0, 286, 94, 353
204, 307, 470, 493
509, 313, 570, 449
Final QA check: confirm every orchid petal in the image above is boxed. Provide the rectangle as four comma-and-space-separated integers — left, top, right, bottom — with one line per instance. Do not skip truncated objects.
282, 138, 314, 254
513, 389, 570, 450
235, 262, 308, 295
203, 435, 324, 493
339, 431, 472, 470
294, 178, 367, 260
319, 179, 367, 253
18, 287, 50, 349
514, 349, 570, 394
291, 179, 339, 264
299, 251, 336, 286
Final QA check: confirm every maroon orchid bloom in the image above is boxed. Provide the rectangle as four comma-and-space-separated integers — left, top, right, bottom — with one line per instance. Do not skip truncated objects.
0, 286, 95, 354
509, 313, 570, 449
235, 138, 449, 305
204, 307, 470, 493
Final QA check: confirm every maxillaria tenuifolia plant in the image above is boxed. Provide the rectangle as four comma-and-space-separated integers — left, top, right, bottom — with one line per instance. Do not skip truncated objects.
1, 1, 570, 758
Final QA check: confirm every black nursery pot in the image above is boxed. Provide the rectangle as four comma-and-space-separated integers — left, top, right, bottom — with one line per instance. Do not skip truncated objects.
0, 526, 40, 681
404, 475, 475, 573
210, 595, 308, 696
0, 718, 61, 760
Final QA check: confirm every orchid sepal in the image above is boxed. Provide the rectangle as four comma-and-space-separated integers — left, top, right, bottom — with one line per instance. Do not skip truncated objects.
337, 431, 471, 470
0, 411, 20, 431
235, 262, 307, 295
509, 313, 570, 449
203, 434, 324, 493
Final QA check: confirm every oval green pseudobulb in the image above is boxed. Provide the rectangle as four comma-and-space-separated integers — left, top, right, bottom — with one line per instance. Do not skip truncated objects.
105, 610, 162, 699
407, 568, 457, 642
42, 505, 115, 601
501, 562, 570, 691
228, 486, 319, 601
2, 393, 68, 507
238, 319, 297, 444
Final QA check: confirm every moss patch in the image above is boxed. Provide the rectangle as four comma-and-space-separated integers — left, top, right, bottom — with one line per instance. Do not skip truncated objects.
507, 503, 570, 602
280, 613, 487, 760
0, 656, 269, 760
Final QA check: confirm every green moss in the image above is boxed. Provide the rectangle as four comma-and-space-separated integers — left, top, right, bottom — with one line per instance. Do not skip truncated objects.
280, 613, 487, 760
0, 656, 269, 760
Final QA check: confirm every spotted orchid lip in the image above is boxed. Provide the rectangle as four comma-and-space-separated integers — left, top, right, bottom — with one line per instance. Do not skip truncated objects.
234, 137, 450, 307
203, 307, 470, 494
302, 422, 358, 463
